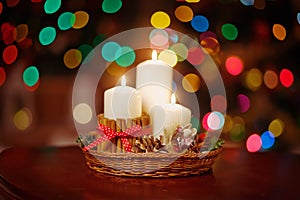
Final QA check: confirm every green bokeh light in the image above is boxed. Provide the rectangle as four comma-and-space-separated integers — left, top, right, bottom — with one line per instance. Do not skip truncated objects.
102, 41, 122, 62
102, 0, 122, 14
58, 12, 75, 30
221, 23, 238, 40
78, 44, 94, 64
44, 0, 61, 14
39, 26, 56, 45
23, 66, 39, 87
116, 46, 136, 67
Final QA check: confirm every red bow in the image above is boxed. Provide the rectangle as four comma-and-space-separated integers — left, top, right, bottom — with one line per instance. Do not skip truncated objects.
83, 124, 148, 152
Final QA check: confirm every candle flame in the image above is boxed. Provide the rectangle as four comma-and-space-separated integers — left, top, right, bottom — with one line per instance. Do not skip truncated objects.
121, 75, 126, 86
171, 93, 176, 104
152, 50, 157, 60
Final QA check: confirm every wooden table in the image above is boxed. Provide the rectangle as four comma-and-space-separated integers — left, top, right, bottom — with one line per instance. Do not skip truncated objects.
0, 146, 299, 199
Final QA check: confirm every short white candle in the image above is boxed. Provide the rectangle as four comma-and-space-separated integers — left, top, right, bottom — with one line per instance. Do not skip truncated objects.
136, 51, 173, 114
104, 75, 142, 120
150, 94, 191, 143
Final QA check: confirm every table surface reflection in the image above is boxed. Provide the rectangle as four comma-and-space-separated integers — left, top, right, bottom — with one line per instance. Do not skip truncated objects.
0, 146, 299, 199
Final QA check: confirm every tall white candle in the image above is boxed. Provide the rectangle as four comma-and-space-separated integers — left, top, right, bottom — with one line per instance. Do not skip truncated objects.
150, 94, 191, 143
136, 51, 173, 114
104, 76, 142, 120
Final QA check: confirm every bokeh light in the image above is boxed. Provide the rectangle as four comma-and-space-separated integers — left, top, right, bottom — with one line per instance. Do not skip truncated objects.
101, 41, 122, 62
106, 64, 126, 77
39, 26, 56, 46
73, 11, 89, 29
200, 36, 220, 55
221, 23, 238, 40
210, 95, 227, 113
15, 24, 29, 43
3, 45, 18, 65
187, 47, 204, 65
63, 49, 82, 69
186, 0, 200, 2
73, 103, 93, 124
174, 5, 193, 22
93, 34, 106, 47
225, 56, 243, 76
149, 29, 169, 47
279, 68, 294, 88
23, 66, 39, 87
1, 22, 15, 45
78, 44, 93, 62
191, 116, 200, 131
151, 11, 171, 29
24, 79, 40, 92
58, 12, 75, 30
115, 46, 136, 67
240, 0, 254, 6
264, 70, 278, 89
158, 49, 177, 67
202, 112, 211, 131
191, 15, 209, 32
182, 73, 201, 93
230, 116, 246, 142
0, 67, 6, 87
261, 131, 275, 149
245, 68, 263, 91
44, 0, 61, 14
237, 94, 250, 113
246, 134, 262, 152
0, 2, 3, 14
170, 43, 188, 61
207, 111, 225, 130
268, 118, 285, 137
272, 24, 286, 41
102, 0, 122, 14
297, 13, 300, 24
200, 31, 217, 41
222, 115, 233, 133
7, 0, 20, 7
13, 108, 32, 131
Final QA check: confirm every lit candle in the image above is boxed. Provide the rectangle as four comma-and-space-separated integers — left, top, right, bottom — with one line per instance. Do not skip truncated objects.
104, 75, 142, 120
136, 50, 173, 114
150, 93, 192, 143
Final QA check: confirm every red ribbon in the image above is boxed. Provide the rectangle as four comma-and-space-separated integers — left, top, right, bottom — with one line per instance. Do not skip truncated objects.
83, 124, 148, 152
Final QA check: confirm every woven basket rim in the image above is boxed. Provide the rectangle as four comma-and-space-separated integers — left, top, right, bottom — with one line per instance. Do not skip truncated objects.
83, 146, 223, 159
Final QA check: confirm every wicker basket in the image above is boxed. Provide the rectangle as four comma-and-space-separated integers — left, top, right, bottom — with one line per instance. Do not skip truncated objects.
81, 146, 222, 178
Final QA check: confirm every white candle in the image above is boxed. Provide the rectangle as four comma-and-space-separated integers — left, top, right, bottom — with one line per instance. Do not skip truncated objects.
104, 76, 142, 120
136, 51, 173, 114
150, 94, 191, 143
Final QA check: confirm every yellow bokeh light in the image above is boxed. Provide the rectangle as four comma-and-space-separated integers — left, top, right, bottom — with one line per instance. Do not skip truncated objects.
222, 115, 233, 133
182, 73, 201, 93
73, 11, 89, 29
268, 118, 285, 137
272, 24, 286, 41
174, 5, 193, 22
245, 68, 263, 91
63, 49, 82, 69
170, 43, 188, 62
158, 49, 177, 67
186, 0, 200, 2
73, 103, 93, 124
150, 11, 171, 29
13, 108, 32, 130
